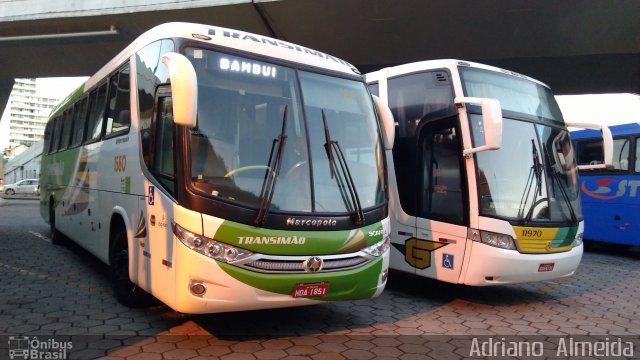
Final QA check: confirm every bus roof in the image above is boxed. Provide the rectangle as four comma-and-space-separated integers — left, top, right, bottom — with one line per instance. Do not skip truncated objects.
86, 22, 359, 89
50, 22, 361, 118
571, 122, 640, 139
365, 59, 549, 89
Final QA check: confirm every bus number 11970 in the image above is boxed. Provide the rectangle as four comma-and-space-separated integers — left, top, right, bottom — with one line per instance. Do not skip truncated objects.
521, 229, 543, 238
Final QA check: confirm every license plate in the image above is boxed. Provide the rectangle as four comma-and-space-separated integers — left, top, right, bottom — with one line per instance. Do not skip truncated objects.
538, 263, 555, 272
292, 283, 329, 298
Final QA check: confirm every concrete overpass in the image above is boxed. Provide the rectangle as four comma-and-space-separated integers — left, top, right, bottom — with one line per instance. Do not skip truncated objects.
1, 0, 639, 113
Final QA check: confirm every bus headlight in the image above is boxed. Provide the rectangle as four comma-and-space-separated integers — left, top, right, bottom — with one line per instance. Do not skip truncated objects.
363, 236, 390, 257
573, 232, 584, 248
469, 228, 516, 250
173, 222, 253, 263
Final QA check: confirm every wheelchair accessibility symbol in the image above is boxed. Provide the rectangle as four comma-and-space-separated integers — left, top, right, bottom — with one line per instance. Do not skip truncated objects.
442, 253, 454, 270
148, 186, 155, 205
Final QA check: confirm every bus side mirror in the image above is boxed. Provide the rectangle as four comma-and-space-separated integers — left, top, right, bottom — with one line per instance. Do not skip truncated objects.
162, 52, 198, 128
455, 97, 503, 156
566, 122, 613, 170
373, 95, 395, 150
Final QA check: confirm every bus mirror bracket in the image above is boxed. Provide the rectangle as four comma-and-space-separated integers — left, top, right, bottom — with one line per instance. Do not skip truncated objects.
162, 52, 198, 128
566, 122, 614, 170
455, 97, 503, 156
373, 95, 395, 150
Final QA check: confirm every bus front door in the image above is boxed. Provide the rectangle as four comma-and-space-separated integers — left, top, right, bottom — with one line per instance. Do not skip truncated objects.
415, 119, 468, 283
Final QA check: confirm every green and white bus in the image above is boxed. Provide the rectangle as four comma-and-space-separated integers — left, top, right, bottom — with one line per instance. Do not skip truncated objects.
366, 60, 611, 285
40, 22, 391, 313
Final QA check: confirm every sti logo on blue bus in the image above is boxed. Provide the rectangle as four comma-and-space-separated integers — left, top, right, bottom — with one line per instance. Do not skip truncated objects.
581, 179, 640, 200
148, 186, 155, 205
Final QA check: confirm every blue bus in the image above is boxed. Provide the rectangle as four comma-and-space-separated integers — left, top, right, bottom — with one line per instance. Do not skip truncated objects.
571, 123, 640, 246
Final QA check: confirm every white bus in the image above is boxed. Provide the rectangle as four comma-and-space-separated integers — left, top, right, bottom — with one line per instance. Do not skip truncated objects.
39, 22, 393, 313
366, 60, 612, 285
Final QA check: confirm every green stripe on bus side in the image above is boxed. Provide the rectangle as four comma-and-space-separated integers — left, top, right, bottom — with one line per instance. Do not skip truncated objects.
217, 257, 383, 301
213, 220, 384, 256
40, 147, 83, 205
552, 226, 578, 247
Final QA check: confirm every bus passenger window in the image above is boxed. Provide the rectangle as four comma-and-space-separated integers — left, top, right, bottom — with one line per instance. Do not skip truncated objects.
613, 138, 630, 171
71, 98, 88, 147
52, 117, 64, 152
48, 117, 61, 153
576, 138, 631, 172
67, 104, 78, 148
574, 139, 603, 166
43, 122, 53, 154
59, 110, 73, 151
86, 84, 108, 143
105, 64, 131, 137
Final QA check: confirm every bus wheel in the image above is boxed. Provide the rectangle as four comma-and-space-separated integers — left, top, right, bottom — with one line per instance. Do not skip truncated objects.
49, 202, 63, 245
110, 229, 147, 307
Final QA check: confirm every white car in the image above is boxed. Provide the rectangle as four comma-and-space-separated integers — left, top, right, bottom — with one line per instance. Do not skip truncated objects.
2, 179, 39, 195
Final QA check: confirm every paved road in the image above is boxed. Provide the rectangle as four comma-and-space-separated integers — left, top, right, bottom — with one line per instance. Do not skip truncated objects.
1, 199, 639, 359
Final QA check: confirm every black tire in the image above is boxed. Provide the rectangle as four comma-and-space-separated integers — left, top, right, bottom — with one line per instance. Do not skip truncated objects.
110, 229, 148, 307
49, 202, 63, 245
5, 189, 14, 195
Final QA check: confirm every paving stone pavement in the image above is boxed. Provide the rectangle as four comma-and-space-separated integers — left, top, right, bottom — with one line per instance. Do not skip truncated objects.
1, 201, 639, 359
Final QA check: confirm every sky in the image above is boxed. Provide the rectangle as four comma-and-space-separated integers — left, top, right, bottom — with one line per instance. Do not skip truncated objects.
556, 93, 640, 126
0, 77, 88, 150
36, 76, 89, 100
1, 77, 639, 151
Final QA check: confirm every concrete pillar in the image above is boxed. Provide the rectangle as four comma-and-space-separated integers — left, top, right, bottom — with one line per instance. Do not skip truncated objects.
0, 79, 15, 120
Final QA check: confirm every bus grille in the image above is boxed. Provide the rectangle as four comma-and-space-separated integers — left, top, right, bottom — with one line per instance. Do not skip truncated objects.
516, 238, 573, 253
240, 255, 370, 273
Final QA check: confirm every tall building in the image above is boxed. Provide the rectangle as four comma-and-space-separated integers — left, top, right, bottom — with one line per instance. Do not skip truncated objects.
1, 78, 59, 149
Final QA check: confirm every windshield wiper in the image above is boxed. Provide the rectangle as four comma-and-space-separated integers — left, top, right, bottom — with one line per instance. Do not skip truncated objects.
546, 151, 578, 224
254, 105, 288, 224
322, 110, 365, 225
550, 168, 578, 224
322, 110, 336, 179
522, 139, 544, 224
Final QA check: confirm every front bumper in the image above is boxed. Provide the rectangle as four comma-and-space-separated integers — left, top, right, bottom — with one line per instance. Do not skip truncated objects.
462, 241, 583, 286
169, 240, 389, 314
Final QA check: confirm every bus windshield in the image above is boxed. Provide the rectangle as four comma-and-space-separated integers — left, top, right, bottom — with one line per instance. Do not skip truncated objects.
185, 48, 385, 215
460, 66, 563, 123
473, 119, 583, 223
461, 67, 582, 224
